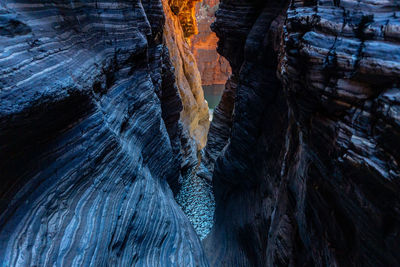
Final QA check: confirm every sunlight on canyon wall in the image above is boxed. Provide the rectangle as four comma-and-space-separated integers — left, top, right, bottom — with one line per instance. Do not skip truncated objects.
162, 0, 210, 150
190, 0, 231, 87
168, 0, 200, 38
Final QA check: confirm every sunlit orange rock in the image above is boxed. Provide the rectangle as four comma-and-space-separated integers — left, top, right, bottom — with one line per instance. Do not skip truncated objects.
190, 0, 231, 86
162, 0, 210, 150
168, 0, 201, 38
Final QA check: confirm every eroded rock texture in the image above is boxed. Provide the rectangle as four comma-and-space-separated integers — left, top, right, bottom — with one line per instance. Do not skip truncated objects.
204, 0, 400, 266
190, 0, 231, 87
0, 0, 209, 266
163, 0, 210, 158
168, 0, 201, 38
1, 0, 400, 266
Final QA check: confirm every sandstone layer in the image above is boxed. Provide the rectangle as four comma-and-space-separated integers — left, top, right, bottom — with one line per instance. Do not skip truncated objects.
163, 0, 210, 155
204, 0, 400, 266
168, 0, 201, 38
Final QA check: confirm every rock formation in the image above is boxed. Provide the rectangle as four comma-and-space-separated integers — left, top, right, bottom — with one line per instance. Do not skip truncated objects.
204, 0, 400, 266
168, 0, 201, 38
163, 0, 210, 157
0, 0, 208, 266
190, 0, 231, 87
1, 0, 400, 266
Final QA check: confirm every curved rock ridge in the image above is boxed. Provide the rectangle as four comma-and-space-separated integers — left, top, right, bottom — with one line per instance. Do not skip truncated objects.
0, 0, 209, 266
204, 0, 400, 266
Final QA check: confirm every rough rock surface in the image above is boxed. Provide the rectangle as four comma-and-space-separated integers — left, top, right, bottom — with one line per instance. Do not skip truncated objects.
197, 76, 236, 181
1, 0, 400, 266
168, 0, 201, 38
204, 0, 400, 266
163, 0, 210, 155
163, 0, 215, 240
190, 0, 231, 87
0, 0, 209, 266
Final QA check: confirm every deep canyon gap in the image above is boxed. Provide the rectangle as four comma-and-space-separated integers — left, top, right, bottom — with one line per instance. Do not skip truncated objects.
0, 0, 399, 267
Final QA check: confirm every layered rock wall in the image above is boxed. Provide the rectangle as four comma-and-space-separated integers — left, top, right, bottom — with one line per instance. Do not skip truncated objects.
162, 0, 210, 156
190, 0, 231, 87
0, 0, 208, 266
162, 0, 216, 242
204, 0, 400, 266
1, 0, 400, 266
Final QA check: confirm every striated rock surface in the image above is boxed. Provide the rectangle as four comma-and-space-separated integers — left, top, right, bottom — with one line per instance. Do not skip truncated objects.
162, 0, 215, 240
204, 0, 400, 266
1, 0, 400, 266
163, 0, 210, 157
0, 0, 209, 266
190, 0, 231, 87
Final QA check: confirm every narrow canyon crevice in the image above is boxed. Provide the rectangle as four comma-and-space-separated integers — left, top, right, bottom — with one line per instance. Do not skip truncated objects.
1, 0, 399, 266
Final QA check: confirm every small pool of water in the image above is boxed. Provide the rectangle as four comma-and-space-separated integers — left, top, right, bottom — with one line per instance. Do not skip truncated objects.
203, 84, 224, 121
203, 84, 224, 110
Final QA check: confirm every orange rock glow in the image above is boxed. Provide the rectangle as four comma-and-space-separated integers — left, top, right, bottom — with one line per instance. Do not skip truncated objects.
163, 0, 210, 150
168, 0, 201, 38
190, 0, 231, 86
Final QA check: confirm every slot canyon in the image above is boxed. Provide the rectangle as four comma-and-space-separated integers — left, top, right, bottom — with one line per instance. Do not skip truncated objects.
0, 0, 399, 266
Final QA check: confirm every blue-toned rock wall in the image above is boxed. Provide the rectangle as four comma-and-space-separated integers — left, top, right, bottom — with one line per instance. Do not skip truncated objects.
0, 1, 208, 266
1, 0, 400, 266
204, 0, 400, 266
